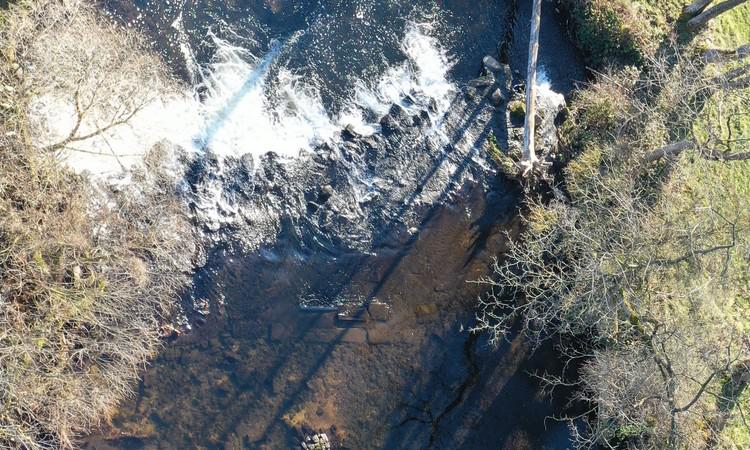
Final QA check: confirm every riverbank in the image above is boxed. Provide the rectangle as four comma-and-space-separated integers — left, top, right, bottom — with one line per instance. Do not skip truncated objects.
0, 2, 198, 448
479, 1, 750, 448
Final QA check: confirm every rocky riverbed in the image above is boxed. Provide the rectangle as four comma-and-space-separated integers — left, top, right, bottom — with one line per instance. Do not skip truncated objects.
83, 0, 586, 448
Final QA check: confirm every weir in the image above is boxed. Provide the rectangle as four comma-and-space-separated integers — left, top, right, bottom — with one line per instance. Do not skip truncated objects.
77, 1, 586, 448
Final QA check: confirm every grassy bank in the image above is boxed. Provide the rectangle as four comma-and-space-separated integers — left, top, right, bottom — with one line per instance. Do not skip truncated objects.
567, 1, 750, 448
561, 0, 750, 68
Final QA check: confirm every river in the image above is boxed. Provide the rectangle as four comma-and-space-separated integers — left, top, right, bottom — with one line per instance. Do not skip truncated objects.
86, 0, 585, 448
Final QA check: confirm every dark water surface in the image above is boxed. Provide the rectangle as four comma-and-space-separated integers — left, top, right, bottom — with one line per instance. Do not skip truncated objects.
88, 1, 585, 448
102, 0, 513, 109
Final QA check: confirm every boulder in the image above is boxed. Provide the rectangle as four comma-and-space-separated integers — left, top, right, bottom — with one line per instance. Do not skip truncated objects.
342, 123, 361, 141
490, 88, 505, 106
482, 55, 503, 72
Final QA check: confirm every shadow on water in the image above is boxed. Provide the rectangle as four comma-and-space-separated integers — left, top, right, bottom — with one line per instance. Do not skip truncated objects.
218, 88, 510, 447
85, 86, 573, 449
194, 40, 283, 151
84, 1, 589, 449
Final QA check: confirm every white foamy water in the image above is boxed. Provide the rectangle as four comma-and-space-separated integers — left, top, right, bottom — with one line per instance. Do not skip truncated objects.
193, 31, 339, 158
536, 68, 565, 109
340, 23, 456, 135
29, 91, 202, 176
31, 19, 456, 178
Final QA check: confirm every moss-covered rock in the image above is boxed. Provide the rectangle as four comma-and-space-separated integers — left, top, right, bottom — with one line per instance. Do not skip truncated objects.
508, 100, 526, 122
486, 133, 519, 179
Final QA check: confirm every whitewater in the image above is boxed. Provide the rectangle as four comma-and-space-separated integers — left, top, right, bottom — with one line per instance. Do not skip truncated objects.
29, 18, 456, 178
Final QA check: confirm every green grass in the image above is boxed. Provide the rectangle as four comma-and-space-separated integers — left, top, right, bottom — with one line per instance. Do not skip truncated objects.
565, 0, 750, 68
676, 5, 750, 446
707, 2, 750, 49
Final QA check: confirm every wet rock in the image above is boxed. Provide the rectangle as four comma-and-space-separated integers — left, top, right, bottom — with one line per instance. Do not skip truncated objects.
498, 64, 513, 91
412, 110, 431, 127
240, 153, 255, 173
490, 88, 505, 106
482, 55, 503, 72
427, 97, 438, 114
379, 113, 402, 136
301, 433, 331, 450
318, 185, 334, 203
388, 103, 408, 121
535, 81, 567, 154
193, 297, 210, 316
342, 124, 361, 141
402, 94, 417, 107
468, 73, 495, 88
307, 201, 320, 213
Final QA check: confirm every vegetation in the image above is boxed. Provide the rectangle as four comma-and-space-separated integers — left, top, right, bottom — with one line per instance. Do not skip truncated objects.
561, 0, 665, 67
477, 1, 750, 448
561, 0, 749, 68
0, 1, 194, 448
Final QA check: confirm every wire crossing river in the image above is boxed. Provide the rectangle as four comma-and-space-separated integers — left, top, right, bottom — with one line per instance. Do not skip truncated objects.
85, 1, 585, 448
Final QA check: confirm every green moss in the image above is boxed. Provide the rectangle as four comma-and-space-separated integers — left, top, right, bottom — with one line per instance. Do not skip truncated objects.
486, 133, 518, 179
508, 100, 526, 122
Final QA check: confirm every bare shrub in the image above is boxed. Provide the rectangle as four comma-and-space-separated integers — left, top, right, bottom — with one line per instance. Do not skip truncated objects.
0, 1, 196, 448
3, 0, 174, 155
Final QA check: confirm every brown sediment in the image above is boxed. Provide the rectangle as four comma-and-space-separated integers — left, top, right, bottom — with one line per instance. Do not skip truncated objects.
82, 180, 537, 449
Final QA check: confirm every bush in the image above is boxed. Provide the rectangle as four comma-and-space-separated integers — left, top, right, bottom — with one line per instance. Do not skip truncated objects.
561, 0, 664, 68
0, 1, 195, 448
0, 134, 194, 450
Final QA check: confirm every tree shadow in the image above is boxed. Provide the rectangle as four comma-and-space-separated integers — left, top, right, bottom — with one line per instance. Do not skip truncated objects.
204, 86, 516, 446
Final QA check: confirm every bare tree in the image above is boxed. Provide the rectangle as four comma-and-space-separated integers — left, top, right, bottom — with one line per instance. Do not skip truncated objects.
9, 0, 174, 157
475, 48, 750, 448
684, 0, 750, 31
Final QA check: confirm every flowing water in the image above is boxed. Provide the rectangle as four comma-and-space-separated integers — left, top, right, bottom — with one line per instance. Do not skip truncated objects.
85, 0, 585, 448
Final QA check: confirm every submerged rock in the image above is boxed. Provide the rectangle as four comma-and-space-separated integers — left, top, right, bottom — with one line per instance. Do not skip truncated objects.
367, 300, 391, 321
468, 73, 495, 88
